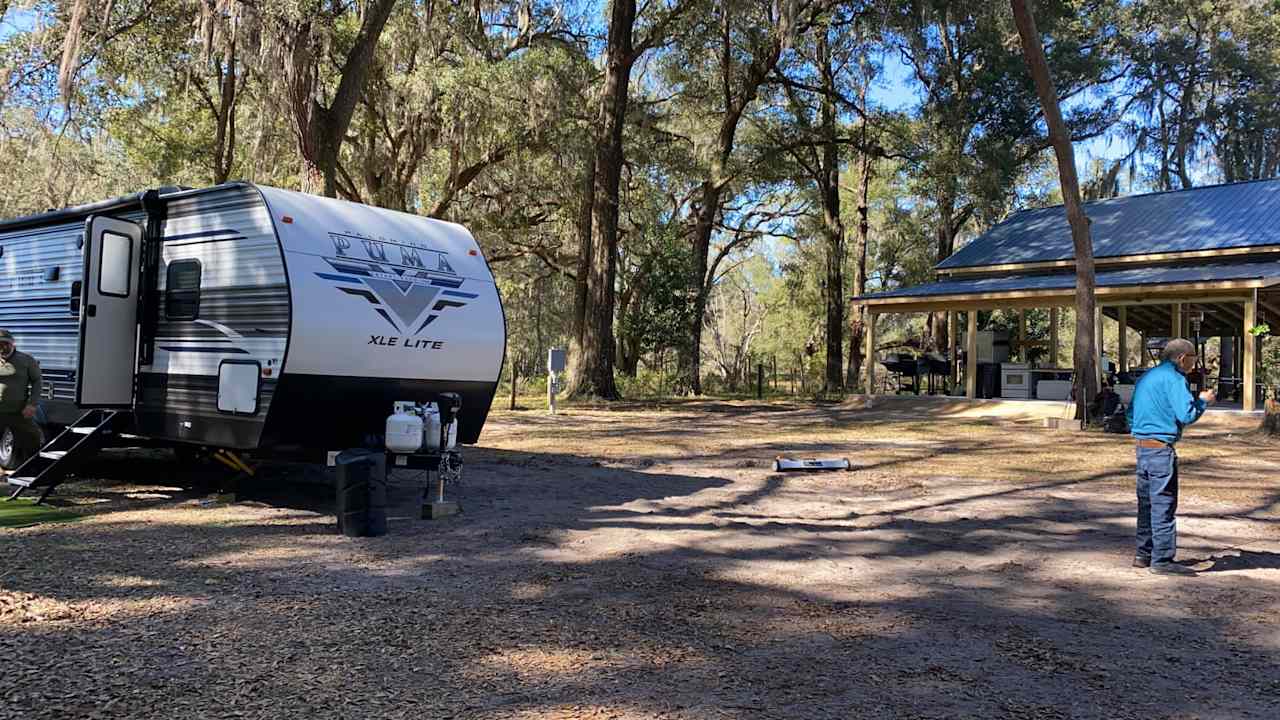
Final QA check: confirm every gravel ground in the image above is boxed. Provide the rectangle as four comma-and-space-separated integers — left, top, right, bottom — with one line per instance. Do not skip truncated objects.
2, 398, 1279, 719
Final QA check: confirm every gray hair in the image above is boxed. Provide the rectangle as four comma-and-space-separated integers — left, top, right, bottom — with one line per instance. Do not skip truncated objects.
1160, 338, 1196, 363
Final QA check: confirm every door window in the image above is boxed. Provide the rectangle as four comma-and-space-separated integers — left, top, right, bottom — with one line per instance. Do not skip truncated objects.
98, 231, 133, 297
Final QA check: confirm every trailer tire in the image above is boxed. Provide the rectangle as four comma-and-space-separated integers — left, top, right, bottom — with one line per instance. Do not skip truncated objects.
0, 425, 27, 471
2, 423, 48, 470
0, 427, 17, 470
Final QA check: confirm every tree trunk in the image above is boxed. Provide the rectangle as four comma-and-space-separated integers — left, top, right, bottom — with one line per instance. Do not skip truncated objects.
846, 132, 873, 389
677, 11, 786, 396
618, 336, 641, 377
1011, 0, 1099, 420
285, 0, 398, 198
1172, 30, 1202, 190
677, 185, 718, 396
928, 206, 958, 350
615, 273, 642, 378
567, 154, 596, 390
818, 30, 844, 393
570, 154, 596, 357
211, 34, 239, 185
565, 0, 636, 400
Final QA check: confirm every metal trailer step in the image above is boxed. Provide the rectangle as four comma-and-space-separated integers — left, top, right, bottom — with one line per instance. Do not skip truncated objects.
7, 410, 129, 503
71, 427, 119, 437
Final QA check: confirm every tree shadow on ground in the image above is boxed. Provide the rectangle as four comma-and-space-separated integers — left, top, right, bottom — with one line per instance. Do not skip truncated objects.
3, 443, 1279, 719
1201, 549, 1280, 571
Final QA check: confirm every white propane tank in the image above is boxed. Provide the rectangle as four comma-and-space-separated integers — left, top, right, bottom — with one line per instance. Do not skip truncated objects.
421, 403, 443, 451
386, 401, 424, 453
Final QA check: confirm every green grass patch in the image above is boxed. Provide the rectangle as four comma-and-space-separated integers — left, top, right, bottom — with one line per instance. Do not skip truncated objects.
0, 498, 81, 529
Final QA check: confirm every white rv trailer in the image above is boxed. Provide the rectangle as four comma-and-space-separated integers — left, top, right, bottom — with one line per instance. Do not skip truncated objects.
0, 183, 506, 488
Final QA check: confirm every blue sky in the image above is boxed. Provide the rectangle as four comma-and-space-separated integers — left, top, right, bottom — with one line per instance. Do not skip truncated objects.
868, 48, 1135, 192
1, 6, 34, 35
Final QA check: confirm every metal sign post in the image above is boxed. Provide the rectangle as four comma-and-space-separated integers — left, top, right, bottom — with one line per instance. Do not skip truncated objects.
547, 348, 566, 415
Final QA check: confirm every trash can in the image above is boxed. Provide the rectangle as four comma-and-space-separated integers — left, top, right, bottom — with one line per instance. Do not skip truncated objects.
977, 362, 1002, 399
335, 449, 387, 537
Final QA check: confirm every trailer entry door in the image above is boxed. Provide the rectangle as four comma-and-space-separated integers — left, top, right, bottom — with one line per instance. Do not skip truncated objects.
77, 216, 143, 408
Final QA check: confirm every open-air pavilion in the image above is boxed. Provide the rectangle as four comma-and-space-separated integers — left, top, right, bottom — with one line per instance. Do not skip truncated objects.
854, 178, 1280, 413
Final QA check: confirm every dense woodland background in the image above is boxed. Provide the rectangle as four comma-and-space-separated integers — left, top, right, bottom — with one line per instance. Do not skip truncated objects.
3, 0, 1279, 399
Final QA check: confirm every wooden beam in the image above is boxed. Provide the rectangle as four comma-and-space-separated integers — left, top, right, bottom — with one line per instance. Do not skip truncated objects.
1095, 304, 1104, 388
865, 312, 878, 402
1244, 292, 1257, 412
856, 283, 1261, 313
1017, 309, 1026, 361
1235, 334, 1244, 384
859, 297, 1071, 314
1101, 295, 1251, 308
966, 310, 978, 400
1220, 333, 1236, 382
934, 244, 1280, 277
1118, 306, 1128, 373
947, 311, 958, 388
1049, 307, 1059, 365
858, 295, 1254, 315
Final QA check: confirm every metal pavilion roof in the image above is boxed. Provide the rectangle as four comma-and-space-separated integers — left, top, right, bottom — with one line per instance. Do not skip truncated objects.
937, 178, 1280, 270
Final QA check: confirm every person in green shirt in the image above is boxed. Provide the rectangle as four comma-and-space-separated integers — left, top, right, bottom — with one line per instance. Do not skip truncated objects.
0, 329, 43, 469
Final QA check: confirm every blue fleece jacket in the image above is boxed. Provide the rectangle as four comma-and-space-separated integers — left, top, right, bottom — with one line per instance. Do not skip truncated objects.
1127, 360, 1207, 445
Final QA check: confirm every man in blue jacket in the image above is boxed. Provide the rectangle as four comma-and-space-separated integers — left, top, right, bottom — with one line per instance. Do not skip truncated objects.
1127, 338, 1215, 576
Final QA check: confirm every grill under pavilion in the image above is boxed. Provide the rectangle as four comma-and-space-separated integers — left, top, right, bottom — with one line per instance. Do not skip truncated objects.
853, 179, 1280, 413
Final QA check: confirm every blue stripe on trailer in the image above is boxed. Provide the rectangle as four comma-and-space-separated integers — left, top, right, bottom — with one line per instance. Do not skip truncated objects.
328, 264, 374, 276
316, 272, 364, 284
158, 346, 251, 354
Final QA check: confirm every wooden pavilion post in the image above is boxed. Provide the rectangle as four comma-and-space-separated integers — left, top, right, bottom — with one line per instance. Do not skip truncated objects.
966, 310, 979, 400
1049, 307, 1059, 366
947, 311, 958, 390
1095, 304, 1104, 387
864, 311, 878, 401
1235, 335, 1244, 387
1244, 292, 1257, 412
1172, 303, 1182, 338
1118, 306, 1128, 373
1017, 309, 1027, 361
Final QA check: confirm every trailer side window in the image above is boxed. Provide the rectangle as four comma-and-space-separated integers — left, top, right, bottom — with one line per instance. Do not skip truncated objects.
165, 259, 202, 320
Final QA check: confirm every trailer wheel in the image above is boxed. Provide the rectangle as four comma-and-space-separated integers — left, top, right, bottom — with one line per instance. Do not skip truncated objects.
0, 427, 17, 470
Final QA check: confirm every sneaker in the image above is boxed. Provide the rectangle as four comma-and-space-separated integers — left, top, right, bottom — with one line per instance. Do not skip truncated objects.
1149, 562, 1197, 576
1133, 554, 1152, 568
